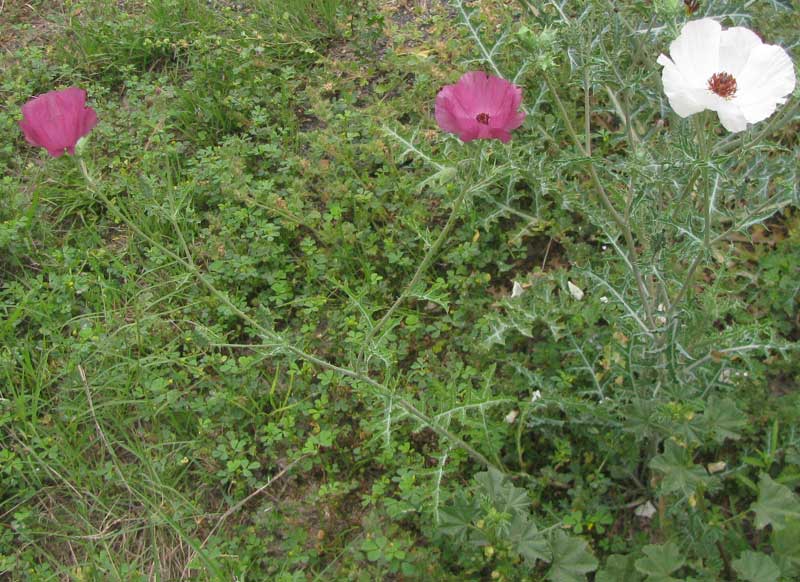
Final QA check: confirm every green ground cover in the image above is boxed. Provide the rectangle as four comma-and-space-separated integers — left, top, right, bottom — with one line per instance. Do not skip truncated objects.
1, 0, 799, 580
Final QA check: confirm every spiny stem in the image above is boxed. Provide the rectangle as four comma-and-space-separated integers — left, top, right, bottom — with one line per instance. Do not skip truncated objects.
667, 113, 712, 323
542, 71, 656, 330
76, 157, 498, 472
584, 64, 591, 156
360, 191, 466, 363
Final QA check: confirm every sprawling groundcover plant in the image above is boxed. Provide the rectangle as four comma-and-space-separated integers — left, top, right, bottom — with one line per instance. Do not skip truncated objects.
15, 1, 800, 580
366, 5, 800, 580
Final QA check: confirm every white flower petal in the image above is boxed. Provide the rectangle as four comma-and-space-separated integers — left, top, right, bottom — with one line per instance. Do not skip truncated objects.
659, 19, 796, 132
715, 101, 748, 132
736, 44, 797, 124
511, 281, 524, 299
668, 18, 721, 86
567, 281, 584, 301
718, 27, 764, 76
659, 55, 706, 117
634, 501, 657, 519
680, 85, 727, 116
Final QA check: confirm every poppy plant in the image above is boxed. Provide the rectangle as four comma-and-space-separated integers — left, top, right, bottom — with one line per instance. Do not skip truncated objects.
19, 87, 98, 157
435, 71, 526, 143
657, 18, 796, 133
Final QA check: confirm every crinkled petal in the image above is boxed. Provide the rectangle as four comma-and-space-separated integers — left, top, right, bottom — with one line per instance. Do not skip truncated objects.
19, 87, 97, 157
735, 43, 797, 124
658, 54, 706, 117
718, 27, 763, 76
490, 84, 525, 128
499, 110, 526, 132
48, 145, 69, 157
657, 18, 797, 133
435, 71, 525, 142
457, 71, 517, 118
19, 116, 45, 149
454, 71, 491, 113
435, 87, 470, 135
489, 128, 512, 143
459, 121, 481, 142
667, 18, 721, 86
715, 101, 748, 133
476, 123, 494, 140
80, 106, 99, 138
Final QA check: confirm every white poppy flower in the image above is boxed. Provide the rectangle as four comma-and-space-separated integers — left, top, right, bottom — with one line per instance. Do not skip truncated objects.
657, 18, 796, 132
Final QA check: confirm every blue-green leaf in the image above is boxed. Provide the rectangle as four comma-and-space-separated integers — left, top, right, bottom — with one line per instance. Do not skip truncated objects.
546, 531, 598, 582
732, 551, 781, 582
634, 542, 684, 581
751, 473, 800, 531
509, 514, 550, 565
596, 554, 643, 582
649, 440, 709, 496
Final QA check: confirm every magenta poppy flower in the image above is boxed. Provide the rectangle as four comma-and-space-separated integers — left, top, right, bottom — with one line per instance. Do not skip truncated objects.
435, 72, 526, 143
19, 88, 98, 157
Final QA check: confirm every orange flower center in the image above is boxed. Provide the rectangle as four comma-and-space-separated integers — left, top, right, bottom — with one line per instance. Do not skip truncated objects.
476, 112, 490, 125
708, 72, 737, 99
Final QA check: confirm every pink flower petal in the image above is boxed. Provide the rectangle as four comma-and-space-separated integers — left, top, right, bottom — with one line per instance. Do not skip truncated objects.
435, 71, 526, 143
19, 87, 98, 157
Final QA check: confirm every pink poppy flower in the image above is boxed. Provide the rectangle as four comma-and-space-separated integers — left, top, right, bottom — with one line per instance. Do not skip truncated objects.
19, 88, 98, 157
435, 71, 526, 143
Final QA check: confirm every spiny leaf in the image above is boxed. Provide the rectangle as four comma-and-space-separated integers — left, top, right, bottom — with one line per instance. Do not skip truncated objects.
732, 551, 781, 582
751, 473, 800, 531
546, 530, 598, 582
409, 279, 450, 312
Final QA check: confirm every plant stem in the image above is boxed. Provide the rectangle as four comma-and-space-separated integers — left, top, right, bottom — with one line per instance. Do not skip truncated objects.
76, 157, 498, 472
666, 114, 712, 323
360, 191, 466, 363
542, 71, 655, 329
584, 65, 592, 156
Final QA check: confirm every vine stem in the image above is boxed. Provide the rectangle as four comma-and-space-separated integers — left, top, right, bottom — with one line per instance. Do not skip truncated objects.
542, 71, 656, 330
75, 157, 498, 472
359, 191, 466, 363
